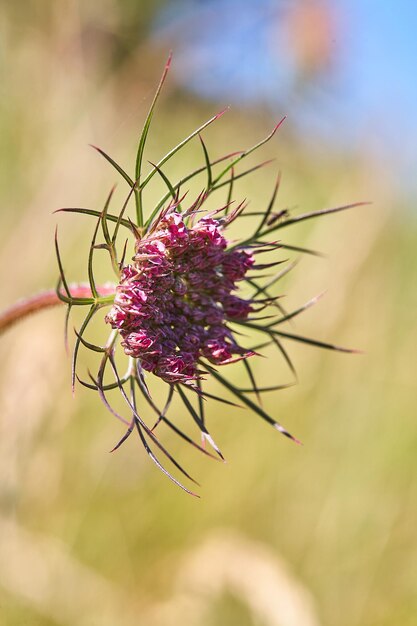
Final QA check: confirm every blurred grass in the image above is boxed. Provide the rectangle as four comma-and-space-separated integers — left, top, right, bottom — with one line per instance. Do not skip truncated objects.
1, 3, 416, 626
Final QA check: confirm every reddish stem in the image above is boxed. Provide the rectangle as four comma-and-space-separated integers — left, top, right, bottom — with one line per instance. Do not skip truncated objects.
0, 285, 115, 335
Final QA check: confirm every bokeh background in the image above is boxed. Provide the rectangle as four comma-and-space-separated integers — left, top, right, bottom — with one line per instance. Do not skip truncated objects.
0, 2, 416, 625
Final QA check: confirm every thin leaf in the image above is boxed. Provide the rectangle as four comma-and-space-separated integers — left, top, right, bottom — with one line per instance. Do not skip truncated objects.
212, 117, 286, 187
150, 385, 175, 429
73, 327, 106, 352
269, 334, 298, 381
90, 372, 131, 427
265, 201, 370, 233
87, 216, 101, 299
140, 107, 229, 213
278, 243, 324, 257
118, 238, 129, 270
250, 261, 299, 299
198, 133, 212, 191
144, 150, 241, 229
101, 186, 116, 245
205, 364, 301, 444
212, 159, 275, 194
196, 377, 205, 432
64, 303, 72, 355
148, 161, 178, 204
236, 321, 297, 380
110, 418, 135, 452
57, 207, 132, 232
134, 418, 199, 497
72, 305, 100, 391
225, 166, 235, 215
272, 328, 360, 353
237, 383, 294, 393
54, 227, 71, 298
159, 415, 220, 461
267, 292, 325, 327
255, 171, 281, 235
112, 174, 140, 244
135, 53, 173, 227
196, 389, 242, 408
108, 363, 200, 490
238, 319, 359, 354
99, 187, 120, 277
176, 385, 224, 460
242, 358, 261, 405
90, 145, 134, 187
76, 371, 131, 392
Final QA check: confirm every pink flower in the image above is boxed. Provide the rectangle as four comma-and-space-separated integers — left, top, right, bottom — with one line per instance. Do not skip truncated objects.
106, 208, 254, 383
53, 57, 358, 493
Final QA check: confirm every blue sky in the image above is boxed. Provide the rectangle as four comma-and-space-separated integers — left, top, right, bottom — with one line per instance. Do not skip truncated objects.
154, 0, 417, 189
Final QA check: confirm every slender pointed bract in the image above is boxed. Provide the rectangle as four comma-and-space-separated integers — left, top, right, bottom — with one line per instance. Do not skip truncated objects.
135, 52, 172, 227
55, 227, 71, 299
90, 145, 134, 188
53, 57, 361, 493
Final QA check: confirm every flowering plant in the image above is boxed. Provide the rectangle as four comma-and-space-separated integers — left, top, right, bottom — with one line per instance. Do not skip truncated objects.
0, 56, 362, 495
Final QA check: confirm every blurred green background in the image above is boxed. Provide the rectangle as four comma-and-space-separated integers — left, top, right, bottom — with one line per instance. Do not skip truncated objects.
0, 2, 416, 625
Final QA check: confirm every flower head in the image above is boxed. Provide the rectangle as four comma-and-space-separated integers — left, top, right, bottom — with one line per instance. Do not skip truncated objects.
55, 55, 361, 495
106, 208, 254, 383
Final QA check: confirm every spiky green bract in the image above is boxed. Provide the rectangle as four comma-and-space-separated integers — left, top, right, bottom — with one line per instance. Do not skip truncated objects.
56, 56, 363, 495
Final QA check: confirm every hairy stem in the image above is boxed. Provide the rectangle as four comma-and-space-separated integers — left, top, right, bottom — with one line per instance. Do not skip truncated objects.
0, 285, 115, 335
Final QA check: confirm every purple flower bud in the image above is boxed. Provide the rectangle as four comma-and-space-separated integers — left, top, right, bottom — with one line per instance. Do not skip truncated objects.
45, 60, 356, 492
106, 208, 254, 383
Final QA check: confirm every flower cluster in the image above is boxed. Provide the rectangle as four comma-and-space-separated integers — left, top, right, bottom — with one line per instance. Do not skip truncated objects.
106, 209, 254, 383
50, 56, 360, 494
